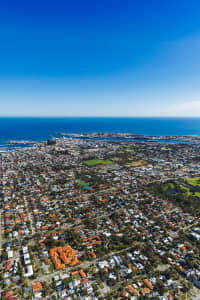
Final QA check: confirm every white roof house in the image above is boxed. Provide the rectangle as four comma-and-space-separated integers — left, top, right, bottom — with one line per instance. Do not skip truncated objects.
8, 250, 13, 259
24, 264, 33, 277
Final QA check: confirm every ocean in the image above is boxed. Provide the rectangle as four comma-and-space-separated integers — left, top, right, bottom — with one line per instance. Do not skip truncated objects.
0, 117, 200, 150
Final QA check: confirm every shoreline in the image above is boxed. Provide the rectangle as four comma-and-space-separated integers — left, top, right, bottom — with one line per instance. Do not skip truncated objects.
1, 133, 200, 152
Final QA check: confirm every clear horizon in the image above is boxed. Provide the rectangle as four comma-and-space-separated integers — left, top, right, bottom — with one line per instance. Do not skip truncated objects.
1, 116, 200, 119
1, 1, 200, 116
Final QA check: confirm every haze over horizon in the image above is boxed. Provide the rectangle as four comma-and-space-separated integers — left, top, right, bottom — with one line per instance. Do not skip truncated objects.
1, 1, 200, 117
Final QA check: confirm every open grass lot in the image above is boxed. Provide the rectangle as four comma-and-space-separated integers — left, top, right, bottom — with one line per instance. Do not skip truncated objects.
77, 181, 90, 187
128, 160, 148, 167
163, 182, 175, 192
180, 185, 200, 197
185, 177, 200, 187
151, 180, 200, 215
82, 159, 113, 166
162, 181, 200, 197
124, 149, 135, 153
180, 184, 190, 194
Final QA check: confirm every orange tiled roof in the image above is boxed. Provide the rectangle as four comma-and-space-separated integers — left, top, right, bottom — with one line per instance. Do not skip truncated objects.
32, 282, 42, 291
144, 279, 153, 289
141, 288, 151, 295
44, 257, 49, 264
86, 240, 101, 247
3, 291, 13, 297
127, 285, 139, 296
50, 245, 79, 269
90, 251, 96, 258
79, 270, 86, 278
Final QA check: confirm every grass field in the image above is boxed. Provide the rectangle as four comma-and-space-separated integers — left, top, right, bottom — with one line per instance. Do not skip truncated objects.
162, 182, 200, 198
77, 181, 90, 187
128, 160, 148, 167
185, 177, 200, 187
163, 182, 175, 192
180, 185, 200, 197
83, 159, 113, 166
124, 149, 135, 153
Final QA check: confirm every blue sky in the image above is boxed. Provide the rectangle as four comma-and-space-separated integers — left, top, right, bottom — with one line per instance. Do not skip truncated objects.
1, 0, 200, 116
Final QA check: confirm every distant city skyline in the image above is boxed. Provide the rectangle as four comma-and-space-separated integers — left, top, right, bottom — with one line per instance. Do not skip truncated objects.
1, 1, 200, 117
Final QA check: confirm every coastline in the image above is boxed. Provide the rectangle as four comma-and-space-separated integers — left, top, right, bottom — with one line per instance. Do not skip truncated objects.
1, 117, 200, 151
0, 133, 199, 152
